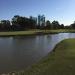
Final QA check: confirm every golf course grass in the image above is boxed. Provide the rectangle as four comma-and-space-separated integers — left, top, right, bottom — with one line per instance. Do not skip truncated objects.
14, 38, 75, 75
0, 29, 75, 36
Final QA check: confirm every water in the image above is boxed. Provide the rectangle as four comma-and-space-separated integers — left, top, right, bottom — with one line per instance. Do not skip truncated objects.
0, 33, 75, 73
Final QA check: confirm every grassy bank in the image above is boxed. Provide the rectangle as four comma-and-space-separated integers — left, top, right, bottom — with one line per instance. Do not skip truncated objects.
0, 29, 75, 36
12, 38, 75, 75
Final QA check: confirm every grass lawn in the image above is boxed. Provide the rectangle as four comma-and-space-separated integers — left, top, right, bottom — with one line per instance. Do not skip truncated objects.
16, 38, 75, 75
0, 29, 75, 36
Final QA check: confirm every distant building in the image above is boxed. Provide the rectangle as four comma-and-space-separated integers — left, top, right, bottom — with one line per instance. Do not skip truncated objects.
38, 15, 45, 26
29, 15, 45, 26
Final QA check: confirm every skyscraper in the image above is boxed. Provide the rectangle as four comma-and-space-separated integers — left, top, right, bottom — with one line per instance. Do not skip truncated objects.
38, 15, 45, 26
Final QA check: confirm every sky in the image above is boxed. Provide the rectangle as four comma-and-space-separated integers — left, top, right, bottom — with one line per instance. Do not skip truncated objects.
0, 0, 75, 25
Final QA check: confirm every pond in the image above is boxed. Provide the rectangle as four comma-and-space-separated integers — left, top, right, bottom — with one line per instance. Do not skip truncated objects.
0, 33, 75, 73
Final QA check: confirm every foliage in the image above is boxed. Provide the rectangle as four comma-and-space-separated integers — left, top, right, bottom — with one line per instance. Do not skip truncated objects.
12, 15, 36, 30
0, 15, 75, 31
46, 20, 52, 29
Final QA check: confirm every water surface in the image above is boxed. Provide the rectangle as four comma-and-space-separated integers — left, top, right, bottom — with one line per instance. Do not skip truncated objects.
0, 33, 75, 73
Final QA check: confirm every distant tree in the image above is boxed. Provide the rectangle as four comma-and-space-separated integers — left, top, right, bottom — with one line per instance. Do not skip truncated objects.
46, 20, 51, 29
64, 26, 70, 29
36, 25, 40, 29
60, 24, 64, 29
0, 23, 2, 31
11, 15, 20, 30
52, 20, 60, 29
0, 20, 11, 31
12, 15, 26, 30
11, 15, 36, 30
29, 17, 37, 29
40, 23, 45, 29
70, 21, 75, 29
12, 15, 19, 25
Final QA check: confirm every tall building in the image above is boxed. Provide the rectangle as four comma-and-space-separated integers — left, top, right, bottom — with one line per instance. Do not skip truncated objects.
38, 15, 41, 26
38, 15, 45, 26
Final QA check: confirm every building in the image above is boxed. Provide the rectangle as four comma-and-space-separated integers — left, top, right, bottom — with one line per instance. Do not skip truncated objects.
38, 15, 45, 26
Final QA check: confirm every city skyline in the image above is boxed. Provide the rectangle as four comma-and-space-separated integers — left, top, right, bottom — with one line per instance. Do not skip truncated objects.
0, 0, 75, 25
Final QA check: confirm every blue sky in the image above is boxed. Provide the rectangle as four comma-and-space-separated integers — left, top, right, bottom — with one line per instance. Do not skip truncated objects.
0, 0, 75, 25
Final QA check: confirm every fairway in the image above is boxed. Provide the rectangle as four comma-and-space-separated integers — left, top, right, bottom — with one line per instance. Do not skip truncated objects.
0, 29, 75, 36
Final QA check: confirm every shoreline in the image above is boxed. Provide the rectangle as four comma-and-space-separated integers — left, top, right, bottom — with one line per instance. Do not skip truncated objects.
0, 29, 75, 37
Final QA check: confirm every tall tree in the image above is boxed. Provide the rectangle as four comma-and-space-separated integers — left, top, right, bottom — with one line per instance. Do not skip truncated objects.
70, 21, 75, 29
60, 24, 64, 29
0, 20, 11, 31
12, 15, 36, 30
52, 20, 60, 29
46, 20, 51, 29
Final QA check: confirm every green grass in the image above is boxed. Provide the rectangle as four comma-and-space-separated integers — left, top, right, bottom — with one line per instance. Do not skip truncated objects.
14, 38, 75, 75
0, 29, 75, 36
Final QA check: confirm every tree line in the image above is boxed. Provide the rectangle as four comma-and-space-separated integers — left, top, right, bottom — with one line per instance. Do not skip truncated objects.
0, 15, 75, 31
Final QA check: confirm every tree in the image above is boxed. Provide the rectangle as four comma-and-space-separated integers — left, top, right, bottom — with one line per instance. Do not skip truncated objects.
29, 17, 37, 29
11, 15, 19, 30
52, 20, 60, 29
11, 15, 37, 30
0, 20, 11, 31
60, 24, 64, 29
64, 26, 70, 29
46, 20, 51, 29
12, 15, 28, 30
70, 21, 75, 29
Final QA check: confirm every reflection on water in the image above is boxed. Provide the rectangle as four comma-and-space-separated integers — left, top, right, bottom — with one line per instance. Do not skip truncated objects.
0, 33, 75, 73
